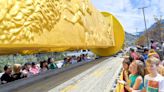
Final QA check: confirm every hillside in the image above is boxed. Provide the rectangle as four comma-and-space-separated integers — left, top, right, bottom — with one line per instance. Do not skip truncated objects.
136, 19, 164, 45
125, 32, 138, 46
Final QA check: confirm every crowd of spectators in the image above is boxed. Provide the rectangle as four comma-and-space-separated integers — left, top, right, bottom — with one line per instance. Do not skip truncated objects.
118, 45, 164, 92
0, 54, 94, 84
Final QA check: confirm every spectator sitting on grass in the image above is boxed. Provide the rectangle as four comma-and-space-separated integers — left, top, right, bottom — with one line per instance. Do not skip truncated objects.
1, 65, 14, 84
30, 62, 39, 75
40, 60, 49, 72
47, 58, 58, 69
13, 64, 26, 80
22, 62, 33, 77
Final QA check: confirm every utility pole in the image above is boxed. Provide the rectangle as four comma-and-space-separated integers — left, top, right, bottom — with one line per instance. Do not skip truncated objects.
138, 7, 149, 47
136, 28, 138, 37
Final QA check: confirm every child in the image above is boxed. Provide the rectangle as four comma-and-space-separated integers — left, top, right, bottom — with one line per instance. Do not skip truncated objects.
47, 58, 58, 69
13, 64, 26, 80
40, 60, 49, 72
1, 65, 14, 84
122, 58, 131, 92
148, 49, 160, 59
142, 48, 149, 61
119, 60, 145, 91
122, 58, 131, 82
143, 57, 164, 92
22, 62, 33, 77
30, 62, 40, 75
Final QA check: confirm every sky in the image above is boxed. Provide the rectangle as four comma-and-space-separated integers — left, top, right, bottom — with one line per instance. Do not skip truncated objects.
91, 0, 164, 34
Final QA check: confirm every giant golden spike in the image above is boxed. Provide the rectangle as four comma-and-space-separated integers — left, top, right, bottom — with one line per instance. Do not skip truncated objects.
0, 0, 124, 56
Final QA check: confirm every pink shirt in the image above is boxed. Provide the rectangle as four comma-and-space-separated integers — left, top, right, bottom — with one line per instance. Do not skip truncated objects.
130, 52, 139, 60
30, 66, 39, 75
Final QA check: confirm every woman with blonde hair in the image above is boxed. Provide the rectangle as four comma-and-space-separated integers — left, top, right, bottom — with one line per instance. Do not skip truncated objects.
13, 64, 26, 80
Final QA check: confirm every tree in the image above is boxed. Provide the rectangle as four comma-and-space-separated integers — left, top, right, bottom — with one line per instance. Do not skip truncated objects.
135, 35, 146, 45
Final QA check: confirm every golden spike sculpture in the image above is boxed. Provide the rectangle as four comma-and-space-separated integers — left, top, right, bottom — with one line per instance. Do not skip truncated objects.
0, 0, 124, 56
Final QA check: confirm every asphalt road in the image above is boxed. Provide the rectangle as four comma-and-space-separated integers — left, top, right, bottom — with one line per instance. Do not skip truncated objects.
49, 57, 123, 92
13, 57, 110, 92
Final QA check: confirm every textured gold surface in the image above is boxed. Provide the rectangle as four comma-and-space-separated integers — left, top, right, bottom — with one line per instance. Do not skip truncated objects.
0, 0, 123, 55
91, 12, 125, 56
0, 0, 61, 43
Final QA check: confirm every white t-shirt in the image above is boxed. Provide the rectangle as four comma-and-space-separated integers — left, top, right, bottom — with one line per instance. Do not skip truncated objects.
144, 74, 164, 92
